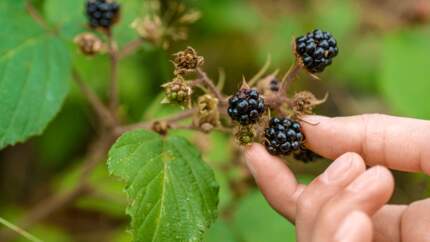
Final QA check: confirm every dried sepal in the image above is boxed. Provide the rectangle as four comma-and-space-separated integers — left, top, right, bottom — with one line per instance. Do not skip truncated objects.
178, 9, 201, 24
173, 47, 204, 75
234, 125, 256, 145
131, 16, 164, 44
74, 33, 105, 56
152, 121, 170, 136
193, 95, 220, 133
239, 78, 251, 90
291, 91, 328, 116
162, 76, 193, 109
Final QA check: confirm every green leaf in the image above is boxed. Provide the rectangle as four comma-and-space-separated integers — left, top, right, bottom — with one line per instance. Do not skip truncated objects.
380, 29, 430, 119
108, 130, 219, 242
44, 0, 86, 39
0, 3, 71, 149
233, 190, 296, 242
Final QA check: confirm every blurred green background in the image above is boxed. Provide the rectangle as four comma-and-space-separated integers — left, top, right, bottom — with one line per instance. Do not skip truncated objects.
1, 0, 430, 241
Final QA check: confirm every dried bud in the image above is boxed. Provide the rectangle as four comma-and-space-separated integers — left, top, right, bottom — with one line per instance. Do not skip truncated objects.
74, 33, 104, 55
194, 95, 220, 133
235, 125, 256, 145
131, 16, 164, 44
162, 76, 193, 108
173, 47, 204, 75
178, 10, 201, 24
152, 121, 170, 136
291, 91, 327, 116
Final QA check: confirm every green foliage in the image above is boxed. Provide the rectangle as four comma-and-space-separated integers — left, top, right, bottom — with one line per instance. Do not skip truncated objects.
107, 130, 219, 242
257, 16, 300, 65
0, 1, 70, 149
232, 190, 296, 242
195, 0, 261, 33
44, 0, 86, 39
204, 220, 237, 242
55, 163, 127, 217
380, 29, 430, 119
313, 0, 358, 41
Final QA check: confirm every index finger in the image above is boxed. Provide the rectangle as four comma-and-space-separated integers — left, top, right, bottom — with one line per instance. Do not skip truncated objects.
301, 114, 430, 174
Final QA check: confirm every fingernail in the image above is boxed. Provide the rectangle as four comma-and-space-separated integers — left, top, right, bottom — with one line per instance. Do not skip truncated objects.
321, 154, 353, 183
335, 211, 365, 241
347, 166, 382, 192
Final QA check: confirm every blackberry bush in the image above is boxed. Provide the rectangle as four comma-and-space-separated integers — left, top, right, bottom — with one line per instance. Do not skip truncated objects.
265, 117, 304, 156
228, 89, 265, 125
3, 0, 342, 236
295, 29, 338, 73
86, 0, 120, 29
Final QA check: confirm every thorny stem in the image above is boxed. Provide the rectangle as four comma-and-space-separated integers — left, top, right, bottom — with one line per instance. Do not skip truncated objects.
280, 62, 302, 94
116, 107, 198, 134
26, 3, 53, 33
197, 68, 226, 104
118, 38, 145, 60
107, 32, 119, 116
72, 69, 116, 127
170, 123, 232, 134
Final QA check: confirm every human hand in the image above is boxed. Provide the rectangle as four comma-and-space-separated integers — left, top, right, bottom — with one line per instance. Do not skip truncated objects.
244, 114, 430, 242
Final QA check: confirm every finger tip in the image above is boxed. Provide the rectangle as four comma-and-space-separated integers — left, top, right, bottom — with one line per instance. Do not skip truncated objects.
341, 152, 366, 171
300, 115, 330, 126
244, 143, 266, 158
376, 166, 395, 195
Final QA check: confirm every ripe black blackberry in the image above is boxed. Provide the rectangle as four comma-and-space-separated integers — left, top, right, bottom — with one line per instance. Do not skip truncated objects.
270, 78, 280, 92
293, 148, 321, 163
86, 0, 120, 30
295, 29, 338, 73
228, 89, 265, 125
265, 117, 304, 156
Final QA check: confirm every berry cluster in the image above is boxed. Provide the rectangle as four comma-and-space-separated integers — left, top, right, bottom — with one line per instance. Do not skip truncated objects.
162, 76, 192, 108
293, 148, 321, 163
265, 117, 304, 156
228, 89, 265, 125
295, 29, 338, 73
86, 0, 120, 29
270, 78, 280, 92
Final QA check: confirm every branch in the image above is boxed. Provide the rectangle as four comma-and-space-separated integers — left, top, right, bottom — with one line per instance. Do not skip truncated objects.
107, 33, 119, 116
26, 2, 53, 33
116, 108, 198, 134
280, 62, 302, 94
117, 38, 145, 60
72, 69, 116, 127
196, 68, 226, 104
0, 134, 115, 241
